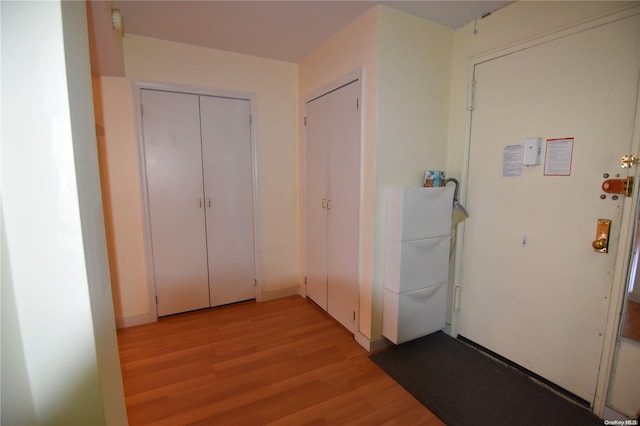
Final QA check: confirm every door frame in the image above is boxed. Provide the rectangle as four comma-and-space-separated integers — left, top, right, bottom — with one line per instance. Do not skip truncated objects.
132, 80, 263, 319
450, 5, 640, 416
300, 68, 363, 335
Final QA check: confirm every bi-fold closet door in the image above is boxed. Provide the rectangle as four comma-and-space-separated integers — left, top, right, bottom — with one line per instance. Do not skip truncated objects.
141, 89, 255, 317
304, 80, 360, 333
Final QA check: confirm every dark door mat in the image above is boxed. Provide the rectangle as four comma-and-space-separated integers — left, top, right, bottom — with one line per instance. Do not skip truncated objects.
369, 331, 602, 426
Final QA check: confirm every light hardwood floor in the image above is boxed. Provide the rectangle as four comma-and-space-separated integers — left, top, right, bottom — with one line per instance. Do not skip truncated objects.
622, 300, 640, 342
117, 295, 443, 425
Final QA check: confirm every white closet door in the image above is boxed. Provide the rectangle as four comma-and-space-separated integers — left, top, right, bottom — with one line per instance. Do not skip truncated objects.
200, 96, 256, 306
304, 93, 330, 310
141, 89, 210, 316
326, 81, 360, 333
304, 79, 360, 333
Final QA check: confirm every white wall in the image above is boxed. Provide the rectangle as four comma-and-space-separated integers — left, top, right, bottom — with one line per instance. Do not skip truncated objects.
1, 1, 127, 424
99, 35, 300, 325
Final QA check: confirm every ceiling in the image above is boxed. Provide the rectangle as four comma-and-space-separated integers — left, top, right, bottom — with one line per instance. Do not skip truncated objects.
116, 1, 512, 63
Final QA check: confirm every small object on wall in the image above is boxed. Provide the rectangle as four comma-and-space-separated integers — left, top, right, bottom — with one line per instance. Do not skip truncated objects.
112, 8, 123, 34
503, 144, 523, 177
522, 137, 542, 166
424, 170, 445, 187
544, 137, 574, 176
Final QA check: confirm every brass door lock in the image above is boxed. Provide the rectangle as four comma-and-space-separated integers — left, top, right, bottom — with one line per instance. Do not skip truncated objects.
592, 219, 611, 253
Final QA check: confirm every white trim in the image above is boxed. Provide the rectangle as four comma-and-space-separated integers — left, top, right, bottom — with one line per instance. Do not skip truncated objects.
452, 5, 640, 417
355, 332, 392, 353
300, 68, 364, 337
131, 80, 262, 319
259, 286, 300, 302
115, 312, 156, 329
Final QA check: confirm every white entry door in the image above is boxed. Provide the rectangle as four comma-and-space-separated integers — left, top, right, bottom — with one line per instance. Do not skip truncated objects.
304, 79, 361, 333
141, 89, 256, 316
458, 14, 640, 403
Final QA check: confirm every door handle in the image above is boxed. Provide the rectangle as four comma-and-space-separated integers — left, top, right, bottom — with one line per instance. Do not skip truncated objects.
208, 198, 212, 208
592, 219, 611, 253
326, 199, 331, 210
322, 199, 327, 209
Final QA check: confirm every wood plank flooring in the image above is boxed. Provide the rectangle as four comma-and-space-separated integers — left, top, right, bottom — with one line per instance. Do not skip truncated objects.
117, 295, 443, 425
622, 300, 640, 342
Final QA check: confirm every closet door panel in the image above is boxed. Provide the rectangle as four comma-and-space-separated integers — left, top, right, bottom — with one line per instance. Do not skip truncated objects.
326, 81, 360, 333
304, 94, 330, 310
200, 96, 255, 306
141, 89, 210, 316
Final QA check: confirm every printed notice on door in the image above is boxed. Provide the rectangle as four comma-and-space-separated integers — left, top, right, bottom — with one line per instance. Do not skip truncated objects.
544, 138, 574, 176
503, 144, 523, 177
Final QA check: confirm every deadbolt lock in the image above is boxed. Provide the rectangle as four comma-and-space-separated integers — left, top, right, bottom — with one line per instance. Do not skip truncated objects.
592, 219, 611, 253
601, 177, 633, 197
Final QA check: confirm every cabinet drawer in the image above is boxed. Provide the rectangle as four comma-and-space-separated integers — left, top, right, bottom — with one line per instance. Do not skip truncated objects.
384, 236, 450, 294
386, 187, 454, 241
383, 285, 446, 344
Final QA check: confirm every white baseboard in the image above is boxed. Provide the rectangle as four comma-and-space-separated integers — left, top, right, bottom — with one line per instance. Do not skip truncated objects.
355, 332, 393, 353
259, 286, 300, 302
115, 312, 156, 329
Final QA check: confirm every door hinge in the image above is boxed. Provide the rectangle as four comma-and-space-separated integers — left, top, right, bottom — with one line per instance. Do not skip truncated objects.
140, 104, 144, 117
155, 295, 158, 305
466, 80, 475, 111
621, 155, 638, 168
353, 311, 356, 321
304, 276, 308, 286
304, 116, 307, 126
356, 98, 359, 110
453, 286, 462, 312
249, 113, 252, 124
254, 279, 257, 287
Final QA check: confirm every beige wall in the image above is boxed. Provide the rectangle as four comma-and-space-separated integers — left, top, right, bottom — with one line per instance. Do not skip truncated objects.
299, 6, 453, 341
102, 35, 300, 325
95, 76, 150, 325
374, 7, 453, 338
299, 7, 379, 339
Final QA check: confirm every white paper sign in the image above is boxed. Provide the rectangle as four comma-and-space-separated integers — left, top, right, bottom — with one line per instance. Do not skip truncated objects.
503, 144, 523, 177
544, 138, 574, 176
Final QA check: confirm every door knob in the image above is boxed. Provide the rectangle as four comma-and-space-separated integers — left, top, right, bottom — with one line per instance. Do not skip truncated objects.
592, 219, 611, 253
592, 238, 607, 251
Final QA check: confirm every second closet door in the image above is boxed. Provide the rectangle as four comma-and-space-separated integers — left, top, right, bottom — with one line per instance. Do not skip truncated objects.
142, 89, 210, 316
200, 96, 255, 307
